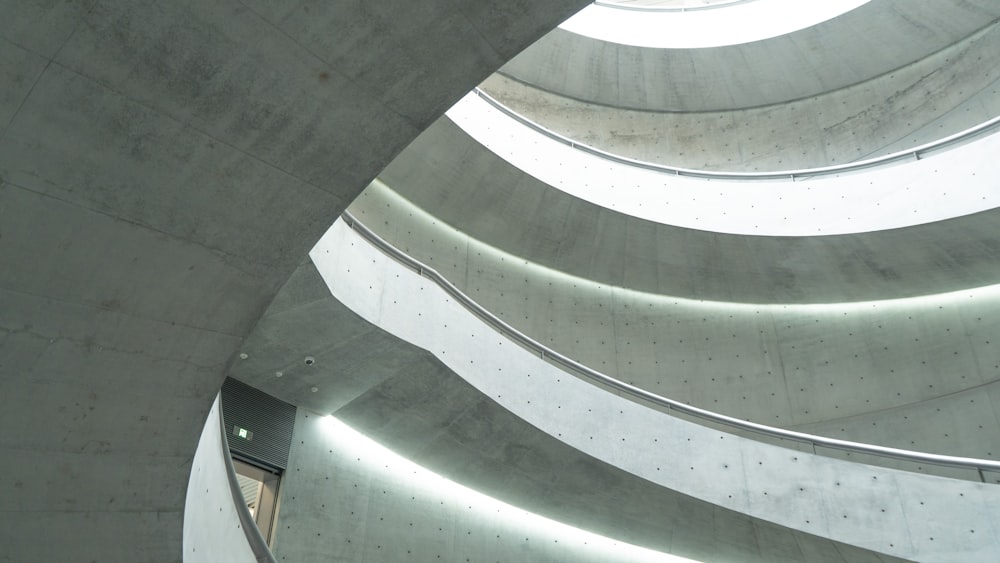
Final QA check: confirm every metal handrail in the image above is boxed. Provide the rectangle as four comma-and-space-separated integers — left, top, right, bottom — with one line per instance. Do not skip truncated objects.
472, 88, 1000, 182
341, 210, 1000, 480
219, 399, 277, 563
593, 0, 757, 12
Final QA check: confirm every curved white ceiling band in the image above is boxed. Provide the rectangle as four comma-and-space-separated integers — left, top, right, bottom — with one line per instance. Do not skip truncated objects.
445, 92, 1000, 237
560, 0, 871, 48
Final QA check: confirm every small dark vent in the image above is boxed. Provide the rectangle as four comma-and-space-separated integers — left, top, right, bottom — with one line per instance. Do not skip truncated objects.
221, 377, 296, 470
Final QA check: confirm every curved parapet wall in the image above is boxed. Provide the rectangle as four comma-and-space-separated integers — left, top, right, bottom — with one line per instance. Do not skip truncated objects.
275, 410, 701, 563
447, 91, 1000, 235
348, 182, 1000, 464
482, 18, 1000, 172
231, 262, 905, 561
183, 395, 264, 563
311, 217, 1000, 561
501, 0, 1000, 112
378, 118, 1000, 304
273, 376, 908, 562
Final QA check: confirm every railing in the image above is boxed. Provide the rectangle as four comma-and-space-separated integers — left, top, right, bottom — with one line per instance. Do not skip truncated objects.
594, 0, 758, 12
219, 403, 277, 563
341, 209, 1000, 481
472, 88, 1000, 182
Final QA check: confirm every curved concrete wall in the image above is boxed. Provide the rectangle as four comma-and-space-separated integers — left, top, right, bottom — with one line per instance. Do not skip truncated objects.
0, 1, 590, 560
273, 405, 904, 562
276, 409, 683, 563
501, 0, 1000, 112
229, 263, 902, 561
4, 0, 995, 560
183, 396, 260, 563
376, 119, 1000, 304
349, 183, 1000, 465
226, 263, 910, 562
483, 20, 1000, 171
312, 217, 1000, 561
447, 92, 1000, 236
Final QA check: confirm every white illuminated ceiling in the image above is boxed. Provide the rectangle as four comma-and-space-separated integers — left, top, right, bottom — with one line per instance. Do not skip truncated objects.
561, 0, 871, 48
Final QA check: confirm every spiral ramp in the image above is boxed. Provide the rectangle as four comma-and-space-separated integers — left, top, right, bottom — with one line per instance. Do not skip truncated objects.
3, 1, 1000, 562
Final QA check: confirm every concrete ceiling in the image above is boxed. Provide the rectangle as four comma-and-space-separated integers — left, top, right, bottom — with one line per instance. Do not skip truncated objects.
4, 0, 994, 560
0, 0, 588, 560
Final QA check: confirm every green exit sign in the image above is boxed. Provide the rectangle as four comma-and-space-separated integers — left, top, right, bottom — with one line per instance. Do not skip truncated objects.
233, 426, 253, 441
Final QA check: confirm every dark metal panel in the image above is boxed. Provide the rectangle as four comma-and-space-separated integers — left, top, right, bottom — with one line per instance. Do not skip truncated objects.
222, 377, 296, 470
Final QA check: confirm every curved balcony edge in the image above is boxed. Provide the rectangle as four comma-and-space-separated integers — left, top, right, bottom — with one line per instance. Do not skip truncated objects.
183, 394, 276, 563
219, 401, 277, 563
340, 209, 1000, 480
472, 88, 1000, 182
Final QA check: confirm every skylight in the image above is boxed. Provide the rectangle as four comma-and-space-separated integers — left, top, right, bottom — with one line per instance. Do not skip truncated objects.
560, 0, 872, 48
